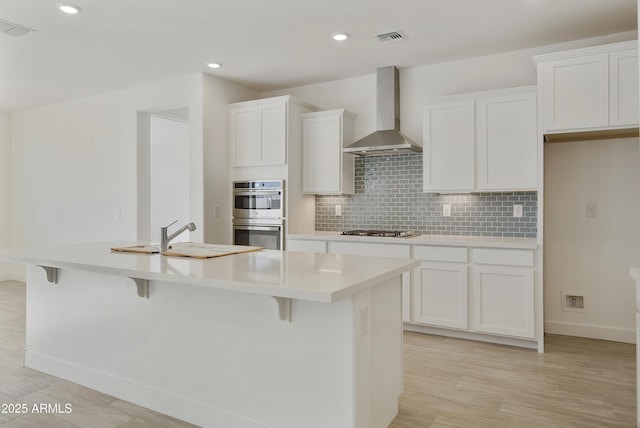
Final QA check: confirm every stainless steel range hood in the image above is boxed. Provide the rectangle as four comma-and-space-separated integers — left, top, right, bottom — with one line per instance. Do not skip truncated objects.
343, 66, 422, 156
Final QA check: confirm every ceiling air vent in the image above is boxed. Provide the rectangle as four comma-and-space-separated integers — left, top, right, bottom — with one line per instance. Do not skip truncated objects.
0, 18, 34, 37
375, 30, 407, 44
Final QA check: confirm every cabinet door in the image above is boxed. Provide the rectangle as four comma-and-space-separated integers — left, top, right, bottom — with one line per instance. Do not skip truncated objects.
413, 262, 468, 329
472, 266, 535, 339
476, 92, 537, 190
231, 107, 259, 167
539, 53, 609, 132
303, 115, 342, 193
610, 49, 639, 127
423, 100, 475, 192
259, 103, 287, 165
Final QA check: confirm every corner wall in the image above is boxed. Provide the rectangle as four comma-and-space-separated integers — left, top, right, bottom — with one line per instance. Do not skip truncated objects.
202, 74, 258, 244
11, 74, 206, 254
0, 112, 11, 280
10, 73, 257, 281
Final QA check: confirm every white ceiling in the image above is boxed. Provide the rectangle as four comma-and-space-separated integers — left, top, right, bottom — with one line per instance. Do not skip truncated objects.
0, 0, 637, 112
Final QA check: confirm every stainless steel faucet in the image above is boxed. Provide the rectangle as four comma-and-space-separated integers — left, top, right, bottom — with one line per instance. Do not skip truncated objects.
160, 220, 196, 253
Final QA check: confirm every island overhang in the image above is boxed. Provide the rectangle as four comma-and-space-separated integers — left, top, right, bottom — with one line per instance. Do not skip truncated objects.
0, 242, 418, 428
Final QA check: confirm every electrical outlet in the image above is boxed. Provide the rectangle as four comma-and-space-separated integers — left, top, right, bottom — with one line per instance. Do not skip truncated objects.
335, 205, 342, 216
586, 203, 598, 218
513, 204, 523, 218
443, 204, 451, 217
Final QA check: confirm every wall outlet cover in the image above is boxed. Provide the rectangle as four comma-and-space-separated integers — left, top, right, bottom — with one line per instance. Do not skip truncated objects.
513, 204, 523, 218
443, 204, 451, 217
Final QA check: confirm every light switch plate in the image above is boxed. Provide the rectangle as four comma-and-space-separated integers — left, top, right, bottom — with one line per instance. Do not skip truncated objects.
586, 203, 597, 218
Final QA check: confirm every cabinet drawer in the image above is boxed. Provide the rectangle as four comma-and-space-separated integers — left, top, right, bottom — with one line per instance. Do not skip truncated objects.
286, 239, 327, 253
413, 245, 467, 263
327, 241, 410, 258
472, 249, 534, 267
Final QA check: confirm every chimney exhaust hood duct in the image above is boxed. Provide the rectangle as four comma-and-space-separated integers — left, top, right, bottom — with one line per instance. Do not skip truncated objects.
343, 66, 422, 156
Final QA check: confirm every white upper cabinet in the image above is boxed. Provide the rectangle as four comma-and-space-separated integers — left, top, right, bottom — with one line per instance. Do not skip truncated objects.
230, 100, 287, 167
534, 40, 638, 134
538, 53, 609, 131
423, 100, 475, 192
476, 91, 538, 190
302, 109, 355, 195
610, 48, 639, 127
258, 102, 287, 165
423, 86, 537, 193
229, 96, 317, 168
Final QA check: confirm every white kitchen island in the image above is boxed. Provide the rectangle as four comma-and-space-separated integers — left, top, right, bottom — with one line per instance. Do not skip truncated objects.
0, 242, 418, 428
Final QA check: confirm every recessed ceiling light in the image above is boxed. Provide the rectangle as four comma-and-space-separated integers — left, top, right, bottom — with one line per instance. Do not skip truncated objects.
332, 33, 349, 41
57, 3, 81, 14
207, 63, 221, 69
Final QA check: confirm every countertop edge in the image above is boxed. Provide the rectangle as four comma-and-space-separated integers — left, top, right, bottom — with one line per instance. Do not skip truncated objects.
0, 242, 418, 304
288, 233, 538, 249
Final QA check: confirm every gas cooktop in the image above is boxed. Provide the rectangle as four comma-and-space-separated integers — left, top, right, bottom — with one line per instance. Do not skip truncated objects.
340, 230, 418, 238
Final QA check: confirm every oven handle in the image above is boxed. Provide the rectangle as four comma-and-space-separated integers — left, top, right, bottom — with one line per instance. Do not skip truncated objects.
234, 191, 282, 196
234, 225, 282, 231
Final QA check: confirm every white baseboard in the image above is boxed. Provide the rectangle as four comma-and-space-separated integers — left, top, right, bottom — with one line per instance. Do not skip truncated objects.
24, 350, 263, 428
404, 323, 539, 350
545, 320, 635, 344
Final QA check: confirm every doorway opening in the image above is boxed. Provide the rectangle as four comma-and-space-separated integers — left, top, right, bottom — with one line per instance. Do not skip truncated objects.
137, 107, 190, 244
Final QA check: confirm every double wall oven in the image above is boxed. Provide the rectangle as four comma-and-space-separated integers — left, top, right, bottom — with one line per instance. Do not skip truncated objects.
232, 180, 285, 250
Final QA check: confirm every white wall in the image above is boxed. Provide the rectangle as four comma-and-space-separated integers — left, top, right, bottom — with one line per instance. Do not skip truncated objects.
11, 74, 204, 252
0, 112, 11, 280
10, 73, 257, 281
544, 138, 640, 343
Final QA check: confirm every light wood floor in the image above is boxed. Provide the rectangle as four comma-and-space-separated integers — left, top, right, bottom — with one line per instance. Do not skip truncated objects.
0, 280, 636, 427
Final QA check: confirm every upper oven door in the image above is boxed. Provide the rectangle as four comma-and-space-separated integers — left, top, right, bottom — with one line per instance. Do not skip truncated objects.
233, 189, 283, 219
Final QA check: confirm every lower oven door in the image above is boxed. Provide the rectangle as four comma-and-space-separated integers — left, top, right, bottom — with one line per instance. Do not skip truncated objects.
233, 223, 284, 250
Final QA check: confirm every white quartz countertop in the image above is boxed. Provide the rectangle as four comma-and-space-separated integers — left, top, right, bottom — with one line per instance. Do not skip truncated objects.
0, 242, 418, 303
288, 232, 538, 249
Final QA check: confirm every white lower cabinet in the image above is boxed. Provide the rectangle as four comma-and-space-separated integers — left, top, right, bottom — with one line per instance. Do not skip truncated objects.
411, 246, 536, 342
288, 237, 539, 348
471, 265, 535, 339
413, 262, 468, 329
